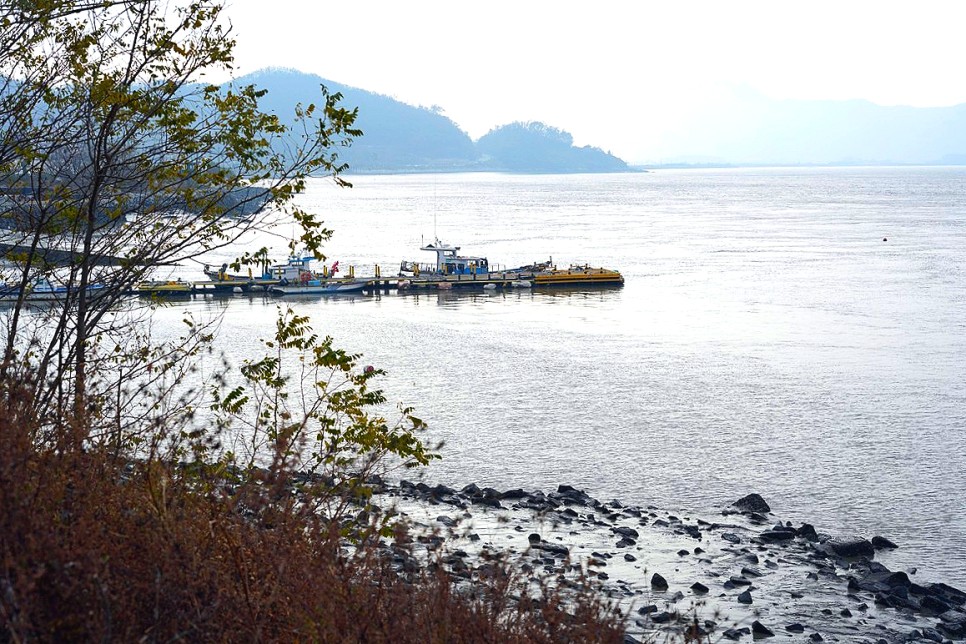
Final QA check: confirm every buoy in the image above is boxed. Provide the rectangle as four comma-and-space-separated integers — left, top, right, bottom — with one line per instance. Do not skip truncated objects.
233, 286, 243, 294
883, 237, 888, 242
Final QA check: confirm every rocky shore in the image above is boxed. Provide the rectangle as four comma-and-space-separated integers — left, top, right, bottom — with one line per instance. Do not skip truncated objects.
364, 478, 966, 643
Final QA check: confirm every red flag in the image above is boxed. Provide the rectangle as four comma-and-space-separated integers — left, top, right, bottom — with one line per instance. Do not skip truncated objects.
330, 261, 339, 274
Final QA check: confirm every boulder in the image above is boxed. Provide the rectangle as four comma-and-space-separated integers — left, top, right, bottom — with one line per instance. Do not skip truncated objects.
871, 535, 899, 550
732, 493, 771, 514
828, 537, 875, 558
651, 572, 669, 591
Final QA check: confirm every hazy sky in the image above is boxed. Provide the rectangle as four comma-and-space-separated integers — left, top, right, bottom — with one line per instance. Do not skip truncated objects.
223, 0, 966, 163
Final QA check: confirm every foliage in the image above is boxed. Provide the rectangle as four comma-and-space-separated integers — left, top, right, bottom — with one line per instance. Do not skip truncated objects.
0, 0, 360, 441
211, 306, 439, 525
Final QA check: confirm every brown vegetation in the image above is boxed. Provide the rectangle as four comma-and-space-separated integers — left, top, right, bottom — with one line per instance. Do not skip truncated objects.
0, 373, 623, 642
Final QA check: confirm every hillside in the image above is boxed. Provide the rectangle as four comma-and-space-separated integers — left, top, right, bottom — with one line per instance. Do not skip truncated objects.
232, 69, 628, 174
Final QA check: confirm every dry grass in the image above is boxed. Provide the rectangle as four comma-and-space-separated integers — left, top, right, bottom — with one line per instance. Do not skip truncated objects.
0, 375, 624, 643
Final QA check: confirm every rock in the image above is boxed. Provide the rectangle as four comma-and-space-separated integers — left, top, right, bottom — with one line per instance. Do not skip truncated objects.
636, 604, 658, 615
651, 572, 669, 591
759, 529, 795, 542
722, 627, 750, 640
751, 620, 774, 637
732, 493, 771, 514
737, 589, 753, 604
871, 535, 899, 549
721, 532, 742, 544
691, 582, 709, 594
500, 488, 529, 500
612, 526, 639, 539
531, 542, 569, 557
650, 611, 672, 624
796, 523, 819, 541
624, 553, 637, 562
527, 533, 541, 544
460, 482, 480, 495
785, 623, 805, 633
436, 515, 457, 527
677, 549, 690, 557
623, 634, 643, 644
938, 609, 966, 637
808, 633, 823, 642
828, 537, 875, 558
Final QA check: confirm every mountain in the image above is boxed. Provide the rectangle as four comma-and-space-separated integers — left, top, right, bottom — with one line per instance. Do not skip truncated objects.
477, 122, 627, 173
232, 69, 628, 174
649, 86, 966, 166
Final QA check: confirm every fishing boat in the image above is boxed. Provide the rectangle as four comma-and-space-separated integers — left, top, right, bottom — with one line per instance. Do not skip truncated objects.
397, 239, 623, 289
269, 278, 369, 296
0, 277, 108, 302
202, 253, 343, 292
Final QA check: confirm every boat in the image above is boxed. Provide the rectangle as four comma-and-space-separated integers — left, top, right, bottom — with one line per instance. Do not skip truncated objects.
134, 279, 193, 296
202, 253, 343, 292
269, 278, 369, 296
397, 239, 623, 289
0, 277, 108, 302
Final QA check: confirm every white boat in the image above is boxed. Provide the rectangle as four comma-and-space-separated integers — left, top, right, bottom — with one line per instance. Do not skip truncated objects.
0, 277, 108, 302
269, 279, 368, 296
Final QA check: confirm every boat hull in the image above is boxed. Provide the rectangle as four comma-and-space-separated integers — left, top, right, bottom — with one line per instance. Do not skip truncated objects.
269, 280, 368, 295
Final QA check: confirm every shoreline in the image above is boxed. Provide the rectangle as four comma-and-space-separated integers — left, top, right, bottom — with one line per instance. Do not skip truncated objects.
364, 478, 966, 642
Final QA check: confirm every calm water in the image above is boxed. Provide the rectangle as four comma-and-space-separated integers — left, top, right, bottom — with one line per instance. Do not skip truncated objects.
160, 167, 966, 587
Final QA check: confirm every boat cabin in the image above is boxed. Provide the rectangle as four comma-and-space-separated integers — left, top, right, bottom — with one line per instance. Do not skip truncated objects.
404, 240, 489, 276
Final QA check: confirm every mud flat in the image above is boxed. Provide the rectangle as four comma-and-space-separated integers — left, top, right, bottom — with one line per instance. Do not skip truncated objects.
365, 480, 966, 643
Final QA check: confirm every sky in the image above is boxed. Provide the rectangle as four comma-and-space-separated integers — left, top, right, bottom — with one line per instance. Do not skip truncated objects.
223, 1, 966, 163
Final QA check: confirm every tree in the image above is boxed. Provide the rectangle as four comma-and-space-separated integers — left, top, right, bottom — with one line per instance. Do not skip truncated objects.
0, 0, 361, 447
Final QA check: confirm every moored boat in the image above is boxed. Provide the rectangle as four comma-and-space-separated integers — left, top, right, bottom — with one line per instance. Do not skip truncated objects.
0, 277, 108, 302
269, 278, 368, 296
135, 279, 193, 296
398, 239, 623, 289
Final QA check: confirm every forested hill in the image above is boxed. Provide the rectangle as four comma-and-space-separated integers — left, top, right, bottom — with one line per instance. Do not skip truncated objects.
232, 69, 629, 174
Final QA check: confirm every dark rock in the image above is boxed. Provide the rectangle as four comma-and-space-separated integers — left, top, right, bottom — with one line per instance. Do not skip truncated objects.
624, 553, 637, 562
612, 526, 639, 539
623, 634, 643, 644
677, 549, 690, 557
616, 538, 636, 548
740, 566, 763, 577
636, 604, 658, 615
651, 573, 669, 591
435, 515, 457, 527
722, 627, 750, 640
500, 488, 528, 499
650, 611, 673, 624
785, 623, 805, 633
737, 589, 753, 604
527, 533, 541, 544
691, 582, 709, 594
828, 537, 875, 558
729, 575, 752, 586
928, 582, 966, 607
840, 608, 852, 617
721, 532, 742, 544
751, 620, 774, 637
796, 523, 819, 541
532, 542, 568, 557
460, 482, 480, 495
808, 634, 824, 642
759, 530, 795, 542
938, 609, 966, 637
732, 493, 771, 514
431, 483, 456, 497
871, 535, 898, 549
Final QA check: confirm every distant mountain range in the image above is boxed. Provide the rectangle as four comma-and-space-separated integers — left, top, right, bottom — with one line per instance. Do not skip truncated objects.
643, 86, 966, 167
232, 69, 629, 174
